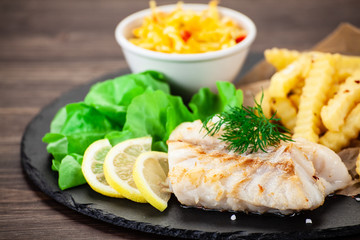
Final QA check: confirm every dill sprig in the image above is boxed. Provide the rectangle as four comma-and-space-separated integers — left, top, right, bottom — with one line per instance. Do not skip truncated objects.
202, 95, 293, 154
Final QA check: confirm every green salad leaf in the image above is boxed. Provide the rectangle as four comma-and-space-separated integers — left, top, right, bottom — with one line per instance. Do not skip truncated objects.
58, 154, 85, 189
189, 81, 243, 121
43, 71, 243, 190
118, 90, 195, 151
43, 103, 120, 189
84, 71, 169, 126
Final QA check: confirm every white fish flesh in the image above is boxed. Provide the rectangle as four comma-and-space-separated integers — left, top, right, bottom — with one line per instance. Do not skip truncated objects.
167, 120, 352, 214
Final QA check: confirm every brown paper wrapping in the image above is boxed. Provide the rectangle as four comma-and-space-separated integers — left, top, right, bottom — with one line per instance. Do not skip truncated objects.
238, 23, 360, 196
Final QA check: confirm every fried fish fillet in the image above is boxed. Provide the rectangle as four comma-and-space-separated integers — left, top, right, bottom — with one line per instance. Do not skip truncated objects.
167, 120, 351, 214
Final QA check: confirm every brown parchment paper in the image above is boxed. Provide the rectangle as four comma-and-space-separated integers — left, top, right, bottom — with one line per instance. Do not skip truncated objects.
237, 23, 360, 196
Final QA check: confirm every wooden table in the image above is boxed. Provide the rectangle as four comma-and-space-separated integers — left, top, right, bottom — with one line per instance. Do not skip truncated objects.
1, 0, 360, 239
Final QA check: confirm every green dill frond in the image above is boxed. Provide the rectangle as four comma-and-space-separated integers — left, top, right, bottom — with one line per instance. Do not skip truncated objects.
202, 95, 293, 154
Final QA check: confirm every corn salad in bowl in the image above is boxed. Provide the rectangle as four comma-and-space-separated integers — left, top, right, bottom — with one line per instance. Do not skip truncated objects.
115, 1, 256, 93
130, 0, 248, 54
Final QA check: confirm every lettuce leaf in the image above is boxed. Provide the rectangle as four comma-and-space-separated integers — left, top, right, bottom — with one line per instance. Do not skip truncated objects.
84, 70, 169, 126
43, 102, 119, 189
119, 90, 196, 151
189, 81, 243, 121
104, 82, 243, 152
58, 154, 85, 190
43, 71, 168, 190
43, 71, 243, 190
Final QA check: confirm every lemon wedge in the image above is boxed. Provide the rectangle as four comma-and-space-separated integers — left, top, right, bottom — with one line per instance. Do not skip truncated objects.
103, 136, 152, 203
81, 139, 122, 198
133, 151, 170, 211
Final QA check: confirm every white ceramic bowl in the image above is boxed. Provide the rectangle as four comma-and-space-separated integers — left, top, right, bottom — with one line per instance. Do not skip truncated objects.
115, 4, 256, 94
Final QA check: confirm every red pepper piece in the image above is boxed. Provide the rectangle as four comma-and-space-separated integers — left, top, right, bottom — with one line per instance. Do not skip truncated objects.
235, 35, 246, 43
181, 30, 191, 42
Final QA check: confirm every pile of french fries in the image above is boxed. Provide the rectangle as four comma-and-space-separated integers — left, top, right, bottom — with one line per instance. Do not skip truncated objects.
257, 48, 360, 153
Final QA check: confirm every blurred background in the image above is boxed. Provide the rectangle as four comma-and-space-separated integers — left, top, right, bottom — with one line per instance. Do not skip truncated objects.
1, 0, 359, 105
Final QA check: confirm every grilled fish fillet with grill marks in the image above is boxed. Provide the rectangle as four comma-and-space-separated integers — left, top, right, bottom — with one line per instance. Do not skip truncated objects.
167, 120, 351, 214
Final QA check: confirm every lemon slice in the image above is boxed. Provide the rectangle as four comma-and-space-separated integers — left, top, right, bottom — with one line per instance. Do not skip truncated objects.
103, 136, 152, 203
133, 151, 170, 211
81, 139, 122, 198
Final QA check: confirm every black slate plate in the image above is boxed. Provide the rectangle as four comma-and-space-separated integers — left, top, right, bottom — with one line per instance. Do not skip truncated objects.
21, 54, 360, 239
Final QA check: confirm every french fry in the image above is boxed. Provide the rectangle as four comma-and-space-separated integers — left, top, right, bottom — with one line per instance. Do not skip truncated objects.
287, 80, 304, 109
288, 93, 300, 110
265, 48, 301, 70
293, 54, 335, 143
255, 89, 272, 119
263, 48, 360, 151
321, 71, 360, 131
319, 104, 360, 152
271, 97, 297, 132
268, 55, 312, 98
265, 49, 360, 79
336, 54, 360, 78
326, 81, 342, 101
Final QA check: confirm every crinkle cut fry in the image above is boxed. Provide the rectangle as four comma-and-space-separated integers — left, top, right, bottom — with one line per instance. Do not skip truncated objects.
321, 70, 360, 131
288, 93, 300, 109
320, 104, 360, 152
265, 48, 360, 76
265, 48, 301, 70
255, 89, 272, 119
292, 54, 335, 143
268, 54, 312, 98
270, 97, 297, 132
337, 55, 360, 77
